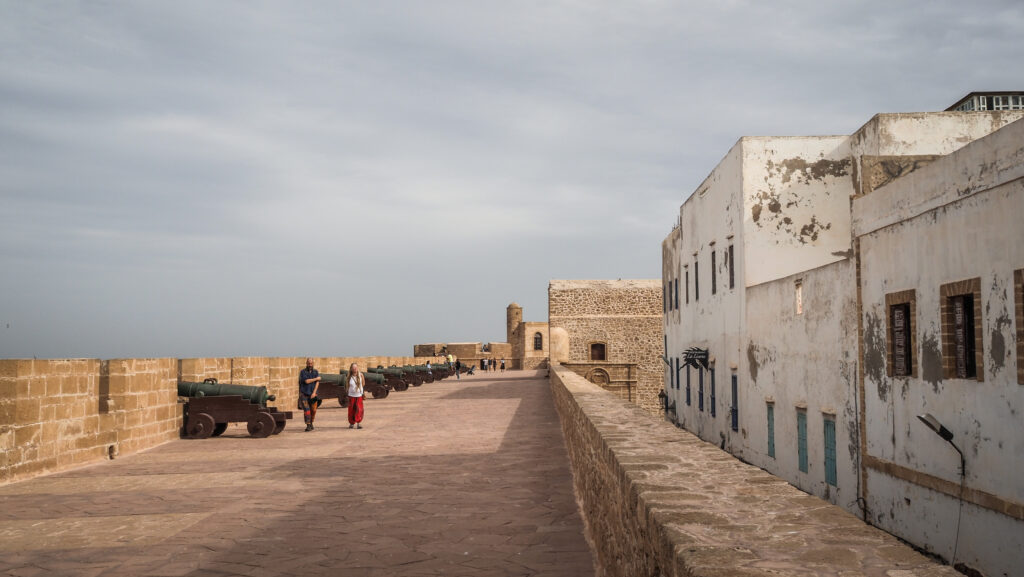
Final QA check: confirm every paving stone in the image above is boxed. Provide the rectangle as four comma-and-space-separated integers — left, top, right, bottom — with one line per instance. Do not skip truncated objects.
0, 371, 595, 576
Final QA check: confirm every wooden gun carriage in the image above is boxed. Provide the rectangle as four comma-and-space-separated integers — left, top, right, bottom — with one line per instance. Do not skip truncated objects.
179, 379, 292, 439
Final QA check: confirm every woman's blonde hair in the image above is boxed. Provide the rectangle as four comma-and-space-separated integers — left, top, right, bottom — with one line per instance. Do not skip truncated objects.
349, 363, 364, 387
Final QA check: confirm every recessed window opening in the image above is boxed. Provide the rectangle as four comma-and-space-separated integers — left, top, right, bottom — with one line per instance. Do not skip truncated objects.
533, 332, 543, 351
728, 244, 735, 289
685, 269, 690, 304
711, 250, 717, 295
797, 409, 808, 473
590, 342, 606, 361
694, 257, 700, 301
941, 279, 982, 381
824, 415, 837, 486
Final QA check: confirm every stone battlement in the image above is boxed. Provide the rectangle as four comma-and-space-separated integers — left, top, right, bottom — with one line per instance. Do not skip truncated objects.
0, 355, 435, 485
549, 363, 957, 576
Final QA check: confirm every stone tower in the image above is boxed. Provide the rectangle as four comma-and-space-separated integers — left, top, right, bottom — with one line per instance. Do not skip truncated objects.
506, 303, 522, 344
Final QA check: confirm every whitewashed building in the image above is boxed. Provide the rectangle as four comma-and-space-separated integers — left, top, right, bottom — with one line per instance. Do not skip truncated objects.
854, 118, 1024, 577
662, 106, 1023, 576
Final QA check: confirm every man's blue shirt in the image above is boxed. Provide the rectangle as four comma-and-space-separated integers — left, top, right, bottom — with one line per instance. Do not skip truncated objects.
299, 368, 319, 396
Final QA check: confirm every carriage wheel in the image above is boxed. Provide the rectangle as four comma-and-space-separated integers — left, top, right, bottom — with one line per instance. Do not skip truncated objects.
247, 412, 276, 438
211, 422, 228, 437
272, 420, 286, 435
394, 381, 409, 392
372, 388, 389, 399
187, 413, 216, 439
338, 396, 349, 407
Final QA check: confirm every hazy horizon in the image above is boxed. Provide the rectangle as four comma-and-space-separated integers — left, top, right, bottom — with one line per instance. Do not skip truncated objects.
2, 1, 1022, 359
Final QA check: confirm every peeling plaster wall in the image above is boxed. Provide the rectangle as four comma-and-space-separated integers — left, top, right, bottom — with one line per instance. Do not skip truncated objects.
855, 118, 1024, 577
666, 143, 746, 452
850, 112, 1024, 196
745, 260, 859, 513
742, 136, 853, 287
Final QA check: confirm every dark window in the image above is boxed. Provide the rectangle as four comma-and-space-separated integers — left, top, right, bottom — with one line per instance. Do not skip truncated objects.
698, 368, 704, 412
663, 283, 667, 313
730, 374, 738, 432
797, 410, 808, 473
950, 294, 976, 378
709, 368, 716, 417
941, 279, 982, 381
694, 258, 700, 301
674, 357, 679, 389
685, 366, 691, 405
766, 404, 775, 457
674, 278, 679, 310
890, 303, 912, 376
1016, 270, 1024, 385
590, 343, 606, 361
824, 416, 837, 486
685, 270, 690, 304
533, 332, 543, 351
728, 244, 735, 289
711, 251, 717, 295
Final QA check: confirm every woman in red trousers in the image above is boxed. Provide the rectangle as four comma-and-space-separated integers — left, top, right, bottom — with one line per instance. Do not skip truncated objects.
347, 363, 365, 429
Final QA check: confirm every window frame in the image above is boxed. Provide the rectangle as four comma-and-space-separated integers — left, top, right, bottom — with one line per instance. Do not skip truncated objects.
728, 244, 735, 289
711, 249, 717, 295
940, 278, 983, 381
533, 332, 544, 351
1016, 270, 1024, 385
823, 414, 837, 486
797, 409, 808, 474
589, 342, 607, 361
886, 290, 917, 378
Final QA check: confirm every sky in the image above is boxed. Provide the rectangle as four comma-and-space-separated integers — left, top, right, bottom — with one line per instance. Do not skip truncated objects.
1, 1, 1022, 359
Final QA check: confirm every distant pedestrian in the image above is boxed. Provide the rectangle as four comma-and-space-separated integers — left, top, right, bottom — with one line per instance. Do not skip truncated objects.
455, 359, 461, 379
299, 358, 322, 432
500, 358, 505, 372
347, 363, 365, 429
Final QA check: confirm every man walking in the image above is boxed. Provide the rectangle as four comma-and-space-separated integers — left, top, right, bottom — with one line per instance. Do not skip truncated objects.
299, 358, 321, 432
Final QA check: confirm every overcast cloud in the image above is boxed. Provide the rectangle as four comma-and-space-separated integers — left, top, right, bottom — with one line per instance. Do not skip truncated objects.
1, 1, 1021, 359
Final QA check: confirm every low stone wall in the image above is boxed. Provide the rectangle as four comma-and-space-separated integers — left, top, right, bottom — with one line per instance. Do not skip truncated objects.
549, 364, 958, 577
1, 355, 433, 485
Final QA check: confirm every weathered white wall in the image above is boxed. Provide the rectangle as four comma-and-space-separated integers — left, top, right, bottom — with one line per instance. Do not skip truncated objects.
854, 118, 1024, 576
665, 142, 746, 452
745, 260, 859, 512
661, 112, 1024, 577
850, 111, 1024, 157
742, 136, 853, 287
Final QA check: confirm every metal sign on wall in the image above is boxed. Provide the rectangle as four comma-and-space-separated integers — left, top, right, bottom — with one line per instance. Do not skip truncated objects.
683, 347, 709, 371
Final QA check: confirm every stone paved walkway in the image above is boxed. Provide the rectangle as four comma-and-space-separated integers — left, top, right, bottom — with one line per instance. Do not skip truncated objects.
0, 370, 596, 577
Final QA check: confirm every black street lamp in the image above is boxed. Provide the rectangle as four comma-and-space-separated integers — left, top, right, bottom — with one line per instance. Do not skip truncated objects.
916, 413, 967, 568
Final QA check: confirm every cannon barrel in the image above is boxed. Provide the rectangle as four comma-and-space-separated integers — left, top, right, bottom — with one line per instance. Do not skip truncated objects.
178, 381, 275, 406
321, 372, 386, 385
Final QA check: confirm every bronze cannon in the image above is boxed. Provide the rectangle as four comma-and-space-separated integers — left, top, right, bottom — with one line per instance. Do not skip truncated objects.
178, 378, 292, 439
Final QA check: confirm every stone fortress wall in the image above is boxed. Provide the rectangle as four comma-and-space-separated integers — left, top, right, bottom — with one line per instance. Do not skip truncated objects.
550, 364, 957, 577
0, 355, 435, 485
549, 279, 664, 415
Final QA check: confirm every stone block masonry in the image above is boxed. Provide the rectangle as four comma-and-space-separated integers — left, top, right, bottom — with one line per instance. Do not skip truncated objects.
549, 364, 958, 577
1, 355, 435, 485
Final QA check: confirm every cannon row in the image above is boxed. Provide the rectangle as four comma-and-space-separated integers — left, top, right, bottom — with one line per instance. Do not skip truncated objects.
178, 364, 469, 439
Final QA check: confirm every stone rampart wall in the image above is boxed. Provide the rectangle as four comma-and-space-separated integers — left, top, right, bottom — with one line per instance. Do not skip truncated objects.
1, 355, 433, 485
549, 280, 664, 416
549, 364, 958, 577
